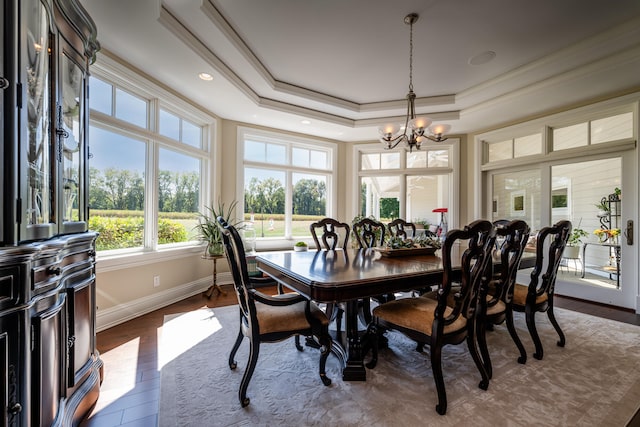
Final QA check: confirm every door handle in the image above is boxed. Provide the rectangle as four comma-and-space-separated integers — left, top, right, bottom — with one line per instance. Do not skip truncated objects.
625, 220, 633, 245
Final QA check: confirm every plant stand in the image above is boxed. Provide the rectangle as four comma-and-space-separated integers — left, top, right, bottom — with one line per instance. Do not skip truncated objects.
581, 242, 621, 288
202, 254, 226, 298
561, 245, 581, 275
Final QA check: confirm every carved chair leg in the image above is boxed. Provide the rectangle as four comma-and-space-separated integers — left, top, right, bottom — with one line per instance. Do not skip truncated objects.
525, 308, 544, 360
239, 340, 260, 407
505, 308, 527, 364
430, 341, 447, 415
476, 318, 493, 379
318, 333, 332, 386
547, 305, 566, 347
295, 335, 304, 351
229, 311, 244, 370
467, 327, 490, 390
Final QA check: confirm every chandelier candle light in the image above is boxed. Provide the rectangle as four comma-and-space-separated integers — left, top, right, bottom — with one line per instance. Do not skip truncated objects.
379, 13, 450, 152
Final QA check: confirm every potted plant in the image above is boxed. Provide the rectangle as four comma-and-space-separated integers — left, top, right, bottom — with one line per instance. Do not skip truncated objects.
595, 201, 609, 218
194, 200, 240, 256
293, 241, 308, 252
564, 226, 589, 258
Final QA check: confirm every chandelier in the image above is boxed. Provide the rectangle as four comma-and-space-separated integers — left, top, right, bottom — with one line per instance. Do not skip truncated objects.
379, 13, 450, 152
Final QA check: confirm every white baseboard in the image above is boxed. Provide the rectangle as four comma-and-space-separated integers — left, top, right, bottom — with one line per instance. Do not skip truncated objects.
96, 272, 233, 332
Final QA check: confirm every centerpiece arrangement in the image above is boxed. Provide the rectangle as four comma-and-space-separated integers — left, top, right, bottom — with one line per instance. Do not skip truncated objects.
375, 234, 442, 257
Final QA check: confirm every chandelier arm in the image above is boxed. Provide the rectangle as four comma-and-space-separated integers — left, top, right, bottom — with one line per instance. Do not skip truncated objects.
424, 134, 449, 143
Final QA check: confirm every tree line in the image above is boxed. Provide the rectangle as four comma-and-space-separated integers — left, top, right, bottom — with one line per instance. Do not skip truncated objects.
89, 168, 327, 216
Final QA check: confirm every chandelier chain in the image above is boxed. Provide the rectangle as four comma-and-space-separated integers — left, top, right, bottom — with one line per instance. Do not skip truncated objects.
408, 18, 414, 93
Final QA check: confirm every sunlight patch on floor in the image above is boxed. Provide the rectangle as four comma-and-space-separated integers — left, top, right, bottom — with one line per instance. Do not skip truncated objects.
158, 309, 223, 369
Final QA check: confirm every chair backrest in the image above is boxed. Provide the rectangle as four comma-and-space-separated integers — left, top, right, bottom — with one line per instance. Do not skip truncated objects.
437, 220, 496, 328
387, 219, 417, 239
527, 220, 572, 301
310, 218, 350, 250
489, 219, 531, 306
217, 217, 253, 320
353, 217, 386, 248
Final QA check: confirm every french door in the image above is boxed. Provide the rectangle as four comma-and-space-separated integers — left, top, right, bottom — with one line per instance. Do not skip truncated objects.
488, 153, 637, 309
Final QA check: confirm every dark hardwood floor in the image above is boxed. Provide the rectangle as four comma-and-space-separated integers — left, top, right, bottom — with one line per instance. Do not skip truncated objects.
80, 287, 640, 427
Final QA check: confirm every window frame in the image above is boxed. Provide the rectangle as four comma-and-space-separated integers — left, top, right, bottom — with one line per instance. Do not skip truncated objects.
236, 127, 338, 249
475, 94, 637, 222
352, 139, 460, 230
88, 54, 217, 268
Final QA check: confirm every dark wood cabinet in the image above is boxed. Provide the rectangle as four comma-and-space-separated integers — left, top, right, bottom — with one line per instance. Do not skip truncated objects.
1, 0, 101, 425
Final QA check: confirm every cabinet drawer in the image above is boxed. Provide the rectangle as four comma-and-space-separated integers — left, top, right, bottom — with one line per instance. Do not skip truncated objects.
31, 256, 62, 295
0, 266, 22, 310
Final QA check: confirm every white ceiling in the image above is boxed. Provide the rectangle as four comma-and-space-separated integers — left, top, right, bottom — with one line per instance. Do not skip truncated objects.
80, 0, 640, 142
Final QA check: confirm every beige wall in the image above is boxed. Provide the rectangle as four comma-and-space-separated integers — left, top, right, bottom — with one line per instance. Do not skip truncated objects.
95, 119, 351, 328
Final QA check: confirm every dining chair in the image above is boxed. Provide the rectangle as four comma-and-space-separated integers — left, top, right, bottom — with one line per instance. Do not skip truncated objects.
310, 217, 351, 250
387, 218, 417, 239
352, 217, 386, 249
510, 219, 571, 361
352, 217, 387, 324
476, 219, 530, 377
217, 217, 332, 407
368, 219, 497, 415
309, 217, 351, 331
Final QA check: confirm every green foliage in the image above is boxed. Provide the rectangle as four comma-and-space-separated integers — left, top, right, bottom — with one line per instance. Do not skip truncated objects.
244, 177, 285, 215
90, 167, 199, 213
194, 200, 240, 254
380, 198, 399, 219
89, 216, 188, 251
244, 176, 327, 216
292, 179, 326, 215
158, 218, 188, 244
568, 227, 589, 246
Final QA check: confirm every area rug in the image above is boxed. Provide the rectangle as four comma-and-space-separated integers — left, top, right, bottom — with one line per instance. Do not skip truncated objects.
158, 305, 640, 426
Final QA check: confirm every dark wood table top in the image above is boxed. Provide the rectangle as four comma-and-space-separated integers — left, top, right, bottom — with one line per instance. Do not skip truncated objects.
256, 247, 535, 303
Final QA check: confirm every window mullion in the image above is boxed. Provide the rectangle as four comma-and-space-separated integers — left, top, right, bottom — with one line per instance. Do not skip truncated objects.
146, 141, 158, 250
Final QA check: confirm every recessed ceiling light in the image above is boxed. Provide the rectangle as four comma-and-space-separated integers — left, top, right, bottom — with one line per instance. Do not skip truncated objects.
198, 72, 214, 81
468, 51, 496, 66
301, 120, 311, 125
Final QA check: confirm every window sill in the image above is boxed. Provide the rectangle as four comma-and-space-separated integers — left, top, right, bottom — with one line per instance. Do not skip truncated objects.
96, 244, 204, 273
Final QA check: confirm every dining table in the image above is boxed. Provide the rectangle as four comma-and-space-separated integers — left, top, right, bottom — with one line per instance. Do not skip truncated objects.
256, 246, 536, 381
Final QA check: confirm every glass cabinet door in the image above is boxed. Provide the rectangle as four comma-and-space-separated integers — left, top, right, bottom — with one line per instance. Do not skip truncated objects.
22, 0, 56, 240
59, 50, 87, 233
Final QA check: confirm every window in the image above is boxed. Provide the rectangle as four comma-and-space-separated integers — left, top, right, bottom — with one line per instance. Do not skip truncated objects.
88, 69, 213, 254
492, 170, 541, 229
159, 108, 203, 149
485, 133, 542, 163
356, 141, 458, 230
239, 128, 336, 241
482, 104, 635, 233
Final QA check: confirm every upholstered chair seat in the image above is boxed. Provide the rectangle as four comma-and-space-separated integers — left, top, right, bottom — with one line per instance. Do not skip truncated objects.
255, 295, 330, 334
373, 297, 467, 335
511, 283, 548, 306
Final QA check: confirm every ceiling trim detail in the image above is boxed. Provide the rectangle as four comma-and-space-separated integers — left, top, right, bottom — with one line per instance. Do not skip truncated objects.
159, 3, 460, 128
